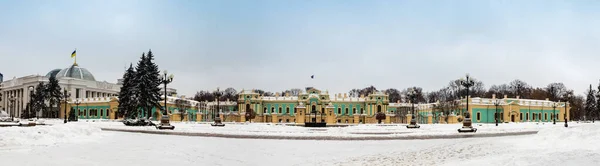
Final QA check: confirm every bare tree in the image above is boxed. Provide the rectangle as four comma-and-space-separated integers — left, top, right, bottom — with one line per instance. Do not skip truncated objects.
509, 79, 532, 98
348, 89, 361, 97
546, 82, 569, 101
384, 88, 401, 103
175, 98, 191, 121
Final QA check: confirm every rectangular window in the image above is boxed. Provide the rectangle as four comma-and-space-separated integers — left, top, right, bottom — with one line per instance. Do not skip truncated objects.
476, 112, 480, 121
76, 89, 80, 98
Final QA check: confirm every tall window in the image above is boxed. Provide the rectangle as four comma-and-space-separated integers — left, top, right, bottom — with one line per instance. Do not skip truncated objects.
263, 108, 267, 113
544, 113, 547, 121
520, 113, 523, 121
278, 107, 282, 114
338, 108, 341, 114
360, 108, 364, 114
377, 105, 382, 113
75, 89, 80, 98
476, 112, 481, 121
271, 107, 274, 113
345, 108, 349, 115
353, 108, 356, 114
286, 107, 290, 114
526, 113, 529, 121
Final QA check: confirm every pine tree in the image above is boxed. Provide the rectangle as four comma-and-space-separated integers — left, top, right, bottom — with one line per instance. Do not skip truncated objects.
585, 84, 596, 122
118, 64, 137, 119
135, 53, 147, 118
143, 50, 163, 119
45, 76, 62, 118
30, 82, 47, 118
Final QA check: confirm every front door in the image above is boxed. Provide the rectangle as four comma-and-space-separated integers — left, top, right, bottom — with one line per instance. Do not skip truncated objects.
511, 115, 515, 122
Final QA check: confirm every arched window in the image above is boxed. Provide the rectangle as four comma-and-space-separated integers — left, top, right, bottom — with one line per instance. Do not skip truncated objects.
78, 109, 81, 116
271, 107, 274, 113
353, 108, 356, 114
345, 108, 349, 115
286, 107, 290, 114
83, 109, 87, 116
360, 108, 364, 114
544, 113, 547, 121
526, 113, 529, 121
278, 107, 282, 114
377, 105, 382, 113
246, 104, 250, 112
338, 108, 341, 114
263, 107, 267, 113
311, 105, 316, 113
476, 112, 481, 121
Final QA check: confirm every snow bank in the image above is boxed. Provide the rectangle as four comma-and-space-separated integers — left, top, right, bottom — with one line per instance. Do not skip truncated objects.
0, 123, 102, 148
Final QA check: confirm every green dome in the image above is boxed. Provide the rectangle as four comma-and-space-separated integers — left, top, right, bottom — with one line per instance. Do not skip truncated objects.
54, 65, 96, 81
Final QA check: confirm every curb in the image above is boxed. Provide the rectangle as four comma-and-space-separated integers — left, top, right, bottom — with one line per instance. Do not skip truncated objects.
100, 128, 539, 141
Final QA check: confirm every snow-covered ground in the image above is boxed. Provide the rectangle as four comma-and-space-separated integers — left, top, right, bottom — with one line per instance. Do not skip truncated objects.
1, 120, 598, 166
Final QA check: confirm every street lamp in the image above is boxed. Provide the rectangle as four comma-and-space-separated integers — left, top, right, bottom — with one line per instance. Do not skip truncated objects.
28, 86, 34, 119
458, 74, 477, 133
158, 70, 175, 130
552, 102, 559, 125
9, 95, 15, 122
493, 98, 501, 126
211, 87, 225, 127
62, 90, 71, 123
74, 99, 81, 121
564, 102, 569, 127
406, 87, 420, 128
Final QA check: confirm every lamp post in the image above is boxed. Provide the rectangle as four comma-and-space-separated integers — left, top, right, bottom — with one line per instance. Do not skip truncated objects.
564, 102, 569, 127
158, 70, 175, 130
9, 95, 15, 122
211, 87, 225, 126
406, 87, 420, 128
74, 99, 81, 121
62, 90, 71, 123
493, 98, 501, 126
552, 102, 558, 125
28, 86, 34, 119
458, 74, 477, 133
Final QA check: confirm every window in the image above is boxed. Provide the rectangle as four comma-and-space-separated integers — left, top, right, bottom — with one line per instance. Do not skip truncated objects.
76, 89, 80, 98
337, 119, 341, 123
345, 108, 349, 115
78, 109, 81, 116
526, 113, 529, 121
271, 107, 274, 113
544, 113, 547, 121
338, 108, 341, 114
100, 109, 104, 117
360, 108, 364, 114
500, 113, 504, 121
278, 107, 282, 114
286, 119, 289, 123
520, 113, 523, 121
353, 108, 356, 114
83, 109, 87, 116
286, 107, 290, 114
263, 108, 267, 113
476, 112, 481, 121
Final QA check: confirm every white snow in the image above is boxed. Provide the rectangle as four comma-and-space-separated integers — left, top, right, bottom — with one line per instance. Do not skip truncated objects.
0, 120, 598, 166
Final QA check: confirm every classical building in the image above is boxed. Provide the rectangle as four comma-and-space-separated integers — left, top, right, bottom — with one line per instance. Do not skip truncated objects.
0, 63, 121, 118
232, 87, 570, 124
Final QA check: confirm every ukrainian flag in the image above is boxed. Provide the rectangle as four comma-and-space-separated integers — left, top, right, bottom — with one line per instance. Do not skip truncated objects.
71, 50, 76, 58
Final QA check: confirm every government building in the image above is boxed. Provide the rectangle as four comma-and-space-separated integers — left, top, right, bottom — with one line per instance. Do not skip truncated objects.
0, 63, 570, 124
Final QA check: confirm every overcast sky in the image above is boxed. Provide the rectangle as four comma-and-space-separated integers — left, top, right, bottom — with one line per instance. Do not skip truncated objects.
1, 0, 599, 97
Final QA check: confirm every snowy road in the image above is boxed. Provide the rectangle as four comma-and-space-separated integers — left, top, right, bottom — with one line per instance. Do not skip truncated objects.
1, 121, 599, 166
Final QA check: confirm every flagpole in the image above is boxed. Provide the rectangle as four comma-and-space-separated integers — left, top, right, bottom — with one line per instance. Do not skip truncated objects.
74, 48, 77, 66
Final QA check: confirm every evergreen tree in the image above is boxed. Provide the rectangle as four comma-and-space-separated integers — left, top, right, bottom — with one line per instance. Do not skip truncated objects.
118, 64, 137, 119
134, 53, 147, 118
30, 82, 47, 118
135, 50, 162, 119
45, 76, 62, 118
143, 50, 163, 119
585, 84, 596, 122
